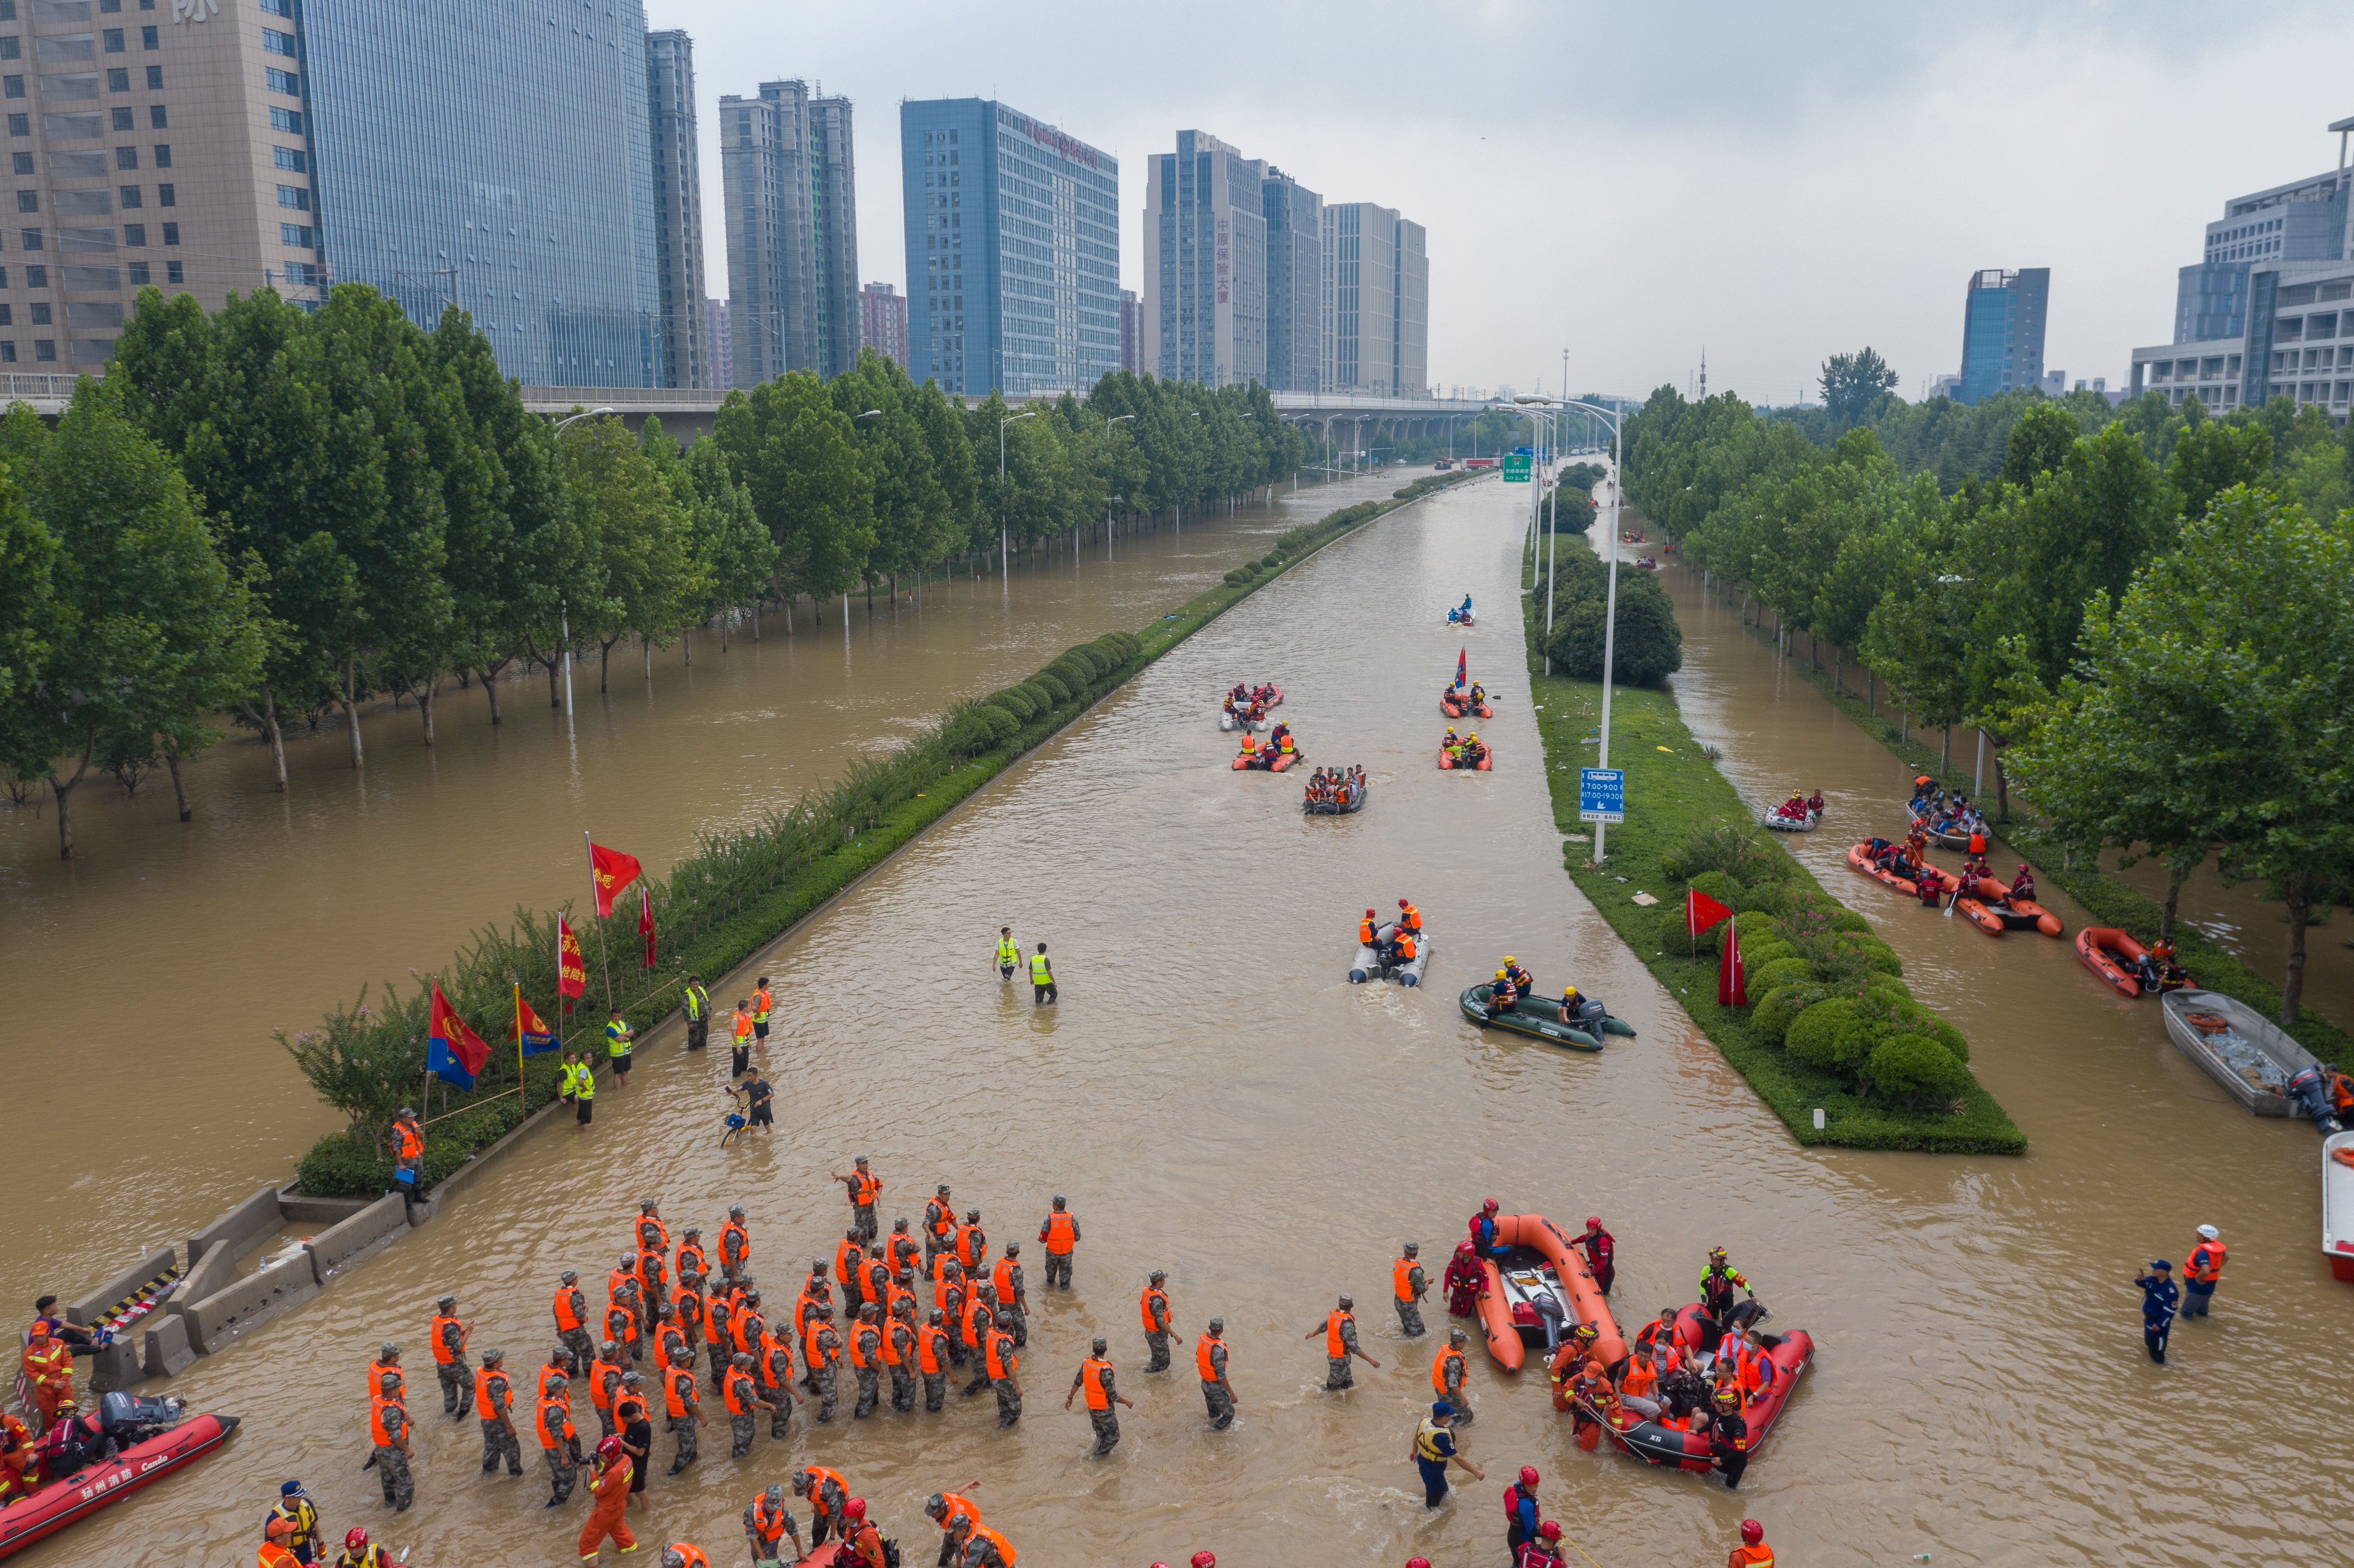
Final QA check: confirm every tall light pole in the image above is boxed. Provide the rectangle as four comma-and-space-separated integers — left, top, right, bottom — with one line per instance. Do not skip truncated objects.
553, 406, 619, 432
1000, 408, 1038, 581
549, 407, 616, 716
1102, 413, 1136, 554
1519, 393, 1626, 861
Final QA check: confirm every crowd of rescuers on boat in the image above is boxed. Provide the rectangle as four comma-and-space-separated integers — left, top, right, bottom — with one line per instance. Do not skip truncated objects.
1233, 721, 1297, 767
1440, 729, 1490, 768
1478, 958, 1597, 1027
1770, 790, 1824, 822
1305, 766, 1364, 807
1358, 900, 1424, 967
1222, 682, 1278, 726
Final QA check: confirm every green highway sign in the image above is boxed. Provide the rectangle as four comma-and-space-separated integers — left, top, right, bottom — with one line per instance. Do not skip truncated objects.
1501, 454, 1532, 482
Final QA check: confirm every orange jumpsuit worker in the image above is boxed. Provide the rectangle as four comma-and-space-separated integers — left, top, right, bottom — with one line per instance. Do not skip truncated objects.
21, 1327, 73, 1433
578, 1436, 635, 1562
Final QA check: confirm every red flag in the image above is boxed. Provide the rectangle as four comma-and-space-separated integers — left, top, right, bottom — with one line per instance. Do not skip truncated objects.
515, 995, 559, 1056
637, 884, 656, 970
1686, 888, 1733, 938
589, 841, 643, 919
557, 916, 587, 1002
1454, 647, 1467, 690
1718, 924, 1748, 1006
427, 983, 491, 1089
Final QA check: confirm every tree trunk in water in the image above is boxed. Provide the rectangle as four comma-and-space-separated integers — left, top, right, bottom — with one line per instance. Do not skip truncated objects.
683, 627, 691, 666
1994, 749, 2009, 822
417, 682, 435, 745
47, 745, 88, 858
599, 639, 613, 692
866, 579, 874, 613
644, 635, 652, 680
165, 739, 192, 822
1832, 654, 1842, 695
261, 685, 288, 791
546, 656, 560, 707
1868, 669, 1876, 717
1941, 725, 1951, 773
2282, 871, 2312, 1026
484, 665, 504, 725
458, 667, 473, 689
344, 658, 365, 769
2161, 864, 2187, 945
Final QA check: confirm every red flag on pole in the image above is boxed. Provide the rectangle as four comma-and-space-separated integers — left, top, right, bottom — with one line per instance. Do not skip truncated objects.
427, 983, 491, 1089
1718, 924, 1748, 1006
638, 884, 656, 970
557, 916, 587, 1006
1454, 647, 1467, 691
1686, 888, 1733, 938
588, 842, 643, 919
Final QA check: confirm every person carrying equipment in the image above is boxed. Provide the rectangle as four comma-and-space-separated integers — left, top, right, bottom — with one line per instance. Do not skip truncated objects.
2182, 1225, 2227, 1320
577, 1437, 635, 1562
1700, 1249, 1753, 1324
1307, 1295, 1380, 1391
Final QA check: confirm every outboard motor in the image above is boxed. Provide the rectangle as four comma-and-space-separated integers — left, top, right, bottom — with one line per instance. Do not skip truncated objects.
1531, 1291, 1566, 1353
1571, 998, 1608, 1029
98, 1391, 182, 1445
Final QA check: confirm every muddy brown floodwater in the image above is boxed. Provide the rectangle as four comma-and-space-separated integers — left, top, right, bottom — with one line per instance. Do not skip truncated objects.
14, 479, 2347, 1568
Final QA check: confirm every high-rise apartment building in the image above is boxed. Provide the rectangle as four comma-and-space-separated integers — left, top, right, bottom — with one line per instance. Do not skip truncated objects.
706, 297, 731, 377
1261, 166, 1323, 392
1144, 129, 1266, 388
900, 98, 1120, 398
0, 0, 664, 384
645, 31, 708, 388
1118, 288, 1140, 373
859, 281, 906, 370
1955, 268, 2049, 404
1323, 201, 1427, 398
721, 79, 858, 389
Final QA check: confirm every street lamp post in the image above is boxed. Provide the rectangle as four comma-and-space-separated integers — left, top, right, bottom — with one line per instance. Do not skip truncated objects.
552, 406, 618, 432
548, 408, 617, 715
1001, 408, 1038, 582
1518, 393, 1627, 861
1102, 414, 1137, 555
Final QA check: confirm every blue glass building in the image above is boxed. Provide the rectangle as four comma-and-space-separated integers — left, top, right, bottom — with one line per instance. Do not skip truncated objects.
298, 4, 663, 386
900, 98, 1119, 398
1955, 267, 2049, 405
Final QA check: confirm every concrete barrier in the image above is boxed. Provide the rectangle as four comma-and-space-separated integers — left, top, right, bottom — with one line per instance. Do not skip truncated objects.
142, 1312, 196, 1380
186, 1185, 282, 1269
278, 1191, 375, 1228
306, 1194, 408, 1279
182, 1251, 320, 1354
65, 1246, 178, 1328
168, 1241, 236, 1321
86, 1338, 143, 1394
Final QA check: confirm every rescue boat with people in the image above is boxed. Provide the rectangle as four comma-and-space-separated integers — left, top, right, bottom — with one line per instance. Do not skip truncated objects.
1470, 1213, 1623, 1375
1583, 1304, 1812, 1473
1232, 746, 1302, 772
1458, 985, 1635, 1050
1439, 742, 1493, 771
1441, 688, 1494, 719
1761, 808, 1817, 833
1845, 842, 1922, 898
2161, 989, 2321, 1116
2322, 1129, 2354, 1282
1349, 922, 1432, 986
1953, 877, 2063, 938
1914, 817, 1971, 850
1217, 683, 1281, 731
0, 1403, 237, 1562
2077, 927, 2164, 998
1304, 778, 1367, 815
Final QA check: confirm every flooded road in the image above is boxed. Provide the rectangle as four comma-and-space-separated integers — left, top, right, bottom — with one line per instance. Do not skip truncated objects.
19, 480, 2346, 1568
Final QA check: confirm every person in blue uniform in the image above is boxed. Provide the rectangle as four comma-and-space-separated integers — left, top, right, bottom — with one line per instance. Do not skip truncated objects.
2134, 1260, 2178, 1365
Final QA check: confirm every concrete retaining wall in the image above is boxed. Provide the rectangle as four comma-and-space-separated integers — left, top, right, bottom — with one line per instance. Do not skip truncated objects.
142, 1313, 195, 1380
169, 1241, 236, 1319
65, 1246, 178, 1328
182, 1251, 320, 1353
306, 1194, 408, 1279
187, 1185, 282, 1268
279, 1191, 375, 1227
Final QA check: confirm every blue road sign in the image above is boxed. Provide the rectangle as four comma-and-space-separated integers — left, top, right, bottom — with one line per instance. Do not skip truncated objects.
1578, 767, 1625, 824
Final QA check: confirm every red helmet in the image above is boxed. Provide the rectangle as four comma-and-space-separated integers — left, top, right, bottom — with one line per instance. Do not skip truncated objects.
1540, 1521, 1563, 1541
1397, 898, 1409, 907
1408, 1561, 1432, 1568
1585, 1216, 1602, 1229
1518, 1465, 1540, 1486
1191, 1556, 1217, 1568
1366, 908, 1377, 918
344, 1530, 371, 1551
1482, 1198, 1499, 1213
595, 1435, 623, 1462
1741, 1521, 1764, 1545
846, 1497, 867, 1520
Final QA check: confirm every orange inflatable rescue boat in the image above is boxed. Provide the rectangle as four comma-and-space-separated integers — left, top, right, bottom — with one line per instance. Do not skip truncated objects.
1472, 1213, 1624, 1383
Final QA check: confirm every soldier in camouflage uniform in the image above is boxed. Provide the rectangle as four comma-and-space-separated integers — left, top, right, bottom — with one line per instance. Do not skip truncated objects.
1308, 1294, 1380, 1391
960, 1287, 997, 1397
919, 1310, 951, 1412
1437, 1326, 1474, 1424
663, 1345, 703, 1474
1197, 1316, 1236, 1430
477, 1349, 524, 1475
851, 1305, 884, 1419
761, 1315, 802, 1440
372, 1371, 414, 1511
1394, 1242, 1429, 1338
1067, 1337, 1132, 1457
810, 1308, 844, 1424
886, 1309, 918, 1413
433, 1295, 472, 1416
590, 1341, 624, 1438
1141, 1270, 1174, 1371
555, 1270, 598, 1375
724, 1351, 766, 1459
993, 1244, 1028, 1348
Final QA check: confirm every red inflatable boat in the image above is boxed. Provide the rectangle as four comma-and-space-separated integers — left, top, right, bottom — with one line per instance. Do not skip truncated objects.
1591, 1306, 1810, 1473
1233, 747, 1301, 772
1439, 744, 1492, 771
1440, 689, 1493, 719
1845, 842, 1921, 897
1955, 876, 2062, 938
1472, 1214, 1624, 1377
0, 1411, 239, 1561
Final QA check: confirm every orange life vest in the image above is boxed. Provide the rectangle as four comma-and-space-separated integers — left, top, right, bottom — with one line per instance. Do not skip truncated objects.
538, 1361, 569, 1403
674, 1282, 704, 1341
430, 1313, 465, 1364
1078, 1357, 1111, 1410
1324, 1310, 1353, 1359
722, 1367, 757, 1415
927, 1199, 956, 1240
2186, 1240, 2227, 1283
1399, 902, 1422, 931
1196, 1335, 1225, 1381
751, 1496, 791, 1548
1359, 918, 1378, 944
970, 1523, 1017, 1566
732, 1307, 762, 1359
536, 1394, 573, 1450
1140, 1286, 1168, 1332
751, 986, 772, 1024
1728, 1546, 1774, 1568
835, 1238, 866, 1294
663, 1365, 696, 1419
392, 1123, 422, 1163
720, 1220, 750, 1269
589, 1359, 619, 1412
677, 1239, 707, 1282
880, 1319, 909, 1368
669, 1546, 710, 1568
1432, 1346, 1464, 1393
366, 1357, 402, 1400
935, 1492, 981, 1536
955, 1222, 985, 1271
846, 1322, 878, 1372
993, 1257, 1018, 1302
637, 1214, 670, 1254
261, 1543, 302, 1568
917, 1324, 947, 1375
805, 1323, 838, 1372
889, 1233, 922, 1277
553, 1285, 585, 1334
800, 1465, 847, 1516
1394, 1257, 1419, 1303
757, 1325, 792, 1388
850, 1171, 881, 1206
985, 1329, 1016, 1380
1043, 1211, 1076, 1255
369, 1392, 406, 1447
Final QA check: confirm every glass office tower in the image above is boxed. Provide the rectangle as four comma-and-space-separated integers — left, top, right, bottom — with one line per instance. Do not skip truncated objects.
900, 97, 1119, 398
301, 4, 664, 386
1955, 267, 2049, 405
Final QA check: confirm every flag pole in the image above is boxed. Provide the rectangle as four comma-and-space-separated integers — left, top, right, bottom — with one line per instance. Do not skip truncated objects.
514, 981, 527, 1118
584, 830, 615, 1016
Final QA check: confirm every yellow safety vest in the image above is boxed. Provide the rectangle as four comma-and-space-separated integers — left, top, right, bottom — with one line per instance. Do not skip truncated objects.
1029, 953, 1051, 983
682, 985, 708, 1021
573, 1062, 596, 1099
606, 1020, 632, 1057
996, 939, 1020, 967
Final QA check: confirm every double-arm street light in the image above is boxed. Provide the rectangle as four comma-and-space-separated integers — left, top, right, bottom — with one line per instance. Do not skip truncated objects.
1000, 409, 1038, 580
1517, 392, 1629, 862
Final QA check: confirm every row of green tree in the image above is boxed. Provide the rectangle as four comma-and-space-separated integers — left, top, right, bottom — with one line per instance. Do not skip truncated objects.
1626, 369, 2354, 1023
1, 282, 1318, 855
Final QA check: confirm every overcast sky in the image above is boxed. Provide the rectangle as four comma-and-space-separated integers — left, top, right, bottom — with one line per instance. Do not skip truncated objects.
650, 0, 2354, 405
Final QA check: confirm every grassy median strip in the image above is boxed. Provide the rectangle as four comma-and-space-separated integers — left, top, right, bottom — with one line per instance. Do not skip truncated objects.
1521, 598, 2026, 1155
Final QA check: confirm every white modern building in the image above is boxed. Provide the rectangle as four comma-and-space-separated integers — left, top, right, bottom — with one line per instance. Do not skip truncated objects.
2129, 114, 2354, 421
